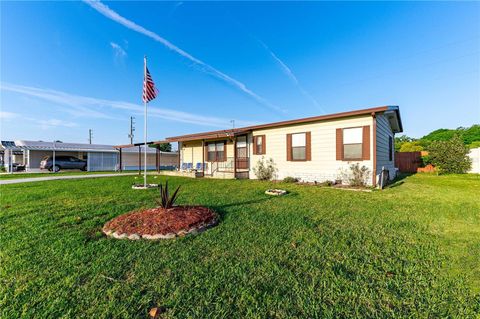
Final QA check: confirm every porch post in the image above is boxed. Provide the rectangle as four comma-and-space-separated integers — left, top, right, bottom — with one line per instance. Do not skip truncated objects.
202, 139, 205, 177
138, 145, 141, 175
156, 148, 160, 172
177, 142, 180, 169
119, 148, 123, 172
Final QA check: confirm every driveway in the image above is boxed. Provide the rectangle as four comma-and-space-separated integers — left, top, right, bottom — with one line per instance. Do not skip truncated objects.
0, 173, 138, 185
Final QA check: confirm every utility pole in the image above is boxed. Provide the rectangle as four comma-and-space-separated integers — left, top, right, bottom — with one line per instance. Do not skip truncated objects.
88, 129, 93, 144
230, 120, 235, 130
128, 116, 135, 144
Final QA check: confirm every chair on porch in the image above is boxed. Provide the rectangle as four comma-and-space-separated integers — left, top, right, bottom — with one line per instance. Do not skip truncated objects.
181, 163, 188, 171
195, 162, 208, 171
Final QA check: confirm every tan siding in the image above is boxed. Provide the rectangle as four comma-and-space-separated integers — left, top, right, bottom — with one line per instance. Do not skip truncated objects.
249, 115, 375, 184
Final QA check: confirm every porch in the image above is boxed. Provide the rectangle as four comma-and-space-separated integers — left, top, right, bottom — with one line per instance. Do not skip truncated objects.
172, 131, 252, 179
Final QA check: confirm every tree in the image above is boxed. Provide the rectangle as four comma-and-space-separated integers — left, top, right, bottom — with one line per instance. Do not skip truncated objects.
427, 135, 471, 174
420, 125, 480, 146
157, 143, 172, 152
469, 141, 480, 149
394, 135, 413, 152
399, 141, 423, 152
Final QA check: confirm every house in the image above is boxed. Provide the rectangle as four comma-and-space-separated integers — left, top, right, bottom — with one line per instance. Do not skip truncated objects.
1, 140, 178, 172
161, 106, 403, 186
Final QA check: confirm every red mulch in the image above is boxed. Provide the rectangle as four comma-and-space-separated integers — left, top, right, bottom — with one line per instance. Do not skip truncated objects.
103, 206, 217, 236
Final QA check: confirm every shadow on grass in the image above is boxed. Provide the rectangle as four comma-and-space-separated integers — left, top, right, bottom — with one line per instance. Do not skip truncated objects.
210, 195, 285, 220
385, 173, 414, 189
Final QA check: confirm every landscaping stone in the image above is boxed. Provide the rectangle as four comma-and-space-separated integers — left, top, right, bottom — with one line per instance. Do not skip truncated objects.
265, 189, 288, 196
131, 183, 158, 190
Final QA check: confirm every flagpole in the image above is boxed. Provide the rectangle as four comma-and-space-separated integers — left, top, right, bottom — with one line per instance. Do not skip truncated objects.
144, 56, 147, 188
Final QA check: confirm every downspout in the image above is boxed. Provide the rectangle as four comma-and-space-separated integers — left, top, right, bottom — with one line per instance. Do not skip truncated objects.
233, 137, 237, 178
372, 112, 377, 187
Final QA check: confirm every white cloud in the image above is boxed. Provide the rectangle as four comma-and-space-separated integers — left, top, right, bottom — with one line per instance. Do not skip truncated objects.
110, 41, 127, 57
0, 111, 19, 119
0, 82, 257, 128
256, 39, 326, 114
27, 118, 78, 130
83, 0, 284, 113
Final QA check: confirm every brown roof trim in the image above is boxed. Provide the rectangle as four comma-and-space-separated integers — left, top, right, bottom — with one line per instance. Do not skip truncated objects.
167, 129, 250, 142
114, 140, 174, 149
164, 106, 397, 142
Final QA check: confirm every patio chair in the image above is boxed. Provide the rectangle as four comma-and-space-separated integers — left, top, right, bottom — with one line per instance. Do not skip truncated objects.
181, 163, 188, 171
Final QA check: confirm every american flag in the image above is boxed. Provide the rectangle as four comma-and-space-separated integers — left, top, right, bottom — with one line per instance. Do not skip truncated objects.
142, 66, 158, 103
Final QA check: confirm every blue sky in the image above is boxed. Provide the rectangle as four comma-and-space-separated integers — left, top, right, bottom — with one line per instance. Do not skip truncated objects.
1, 1, 479, 146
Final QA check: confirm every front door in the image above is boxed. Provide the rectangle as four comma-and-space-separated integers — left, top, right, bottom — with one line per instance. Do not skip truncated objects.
236, 136, 249, 169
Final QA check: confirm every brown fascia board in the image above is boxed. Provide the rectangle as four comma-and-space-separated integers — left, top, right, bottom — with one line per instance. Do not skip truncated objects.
165, 106, 393, 142
114, 141, 161, 148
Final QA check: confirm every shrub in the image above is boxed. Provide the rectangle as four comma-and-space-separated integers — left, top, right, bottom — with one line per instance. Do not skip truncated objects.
338, 163, 370, 186
253, 157, 278, 181
427, 135, 471, 174
421, 155, 432, 167
399, 141, 424, 152
283, 176, 299, 183
318, 180, 334, 187
157, 181, 181, 209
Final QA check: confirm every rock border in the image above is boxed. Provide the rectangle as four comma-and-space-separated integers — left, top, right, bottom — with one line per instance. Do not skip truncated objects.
265, 189, 288, 196
102, 216, 218, 240
131, 183, 159, 190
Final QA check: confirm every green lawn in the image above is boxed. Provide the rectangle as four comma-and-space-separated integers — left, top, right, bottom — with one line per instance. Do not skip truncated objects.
1, 174, 479, 318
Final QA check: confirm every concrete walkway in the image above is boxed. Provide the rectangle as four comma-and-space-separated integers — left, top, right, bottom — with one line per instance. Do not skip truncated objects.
0, 173, 138, 185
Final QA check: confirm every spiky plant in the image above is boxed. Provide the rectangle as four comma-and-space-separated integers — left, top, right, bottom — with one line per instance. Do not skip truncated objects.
157, 181, 181, 209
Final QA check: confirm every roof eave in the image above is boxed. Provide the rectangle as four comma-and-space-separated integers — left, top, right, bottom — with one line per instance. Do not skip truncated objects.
163, 106, 391, 142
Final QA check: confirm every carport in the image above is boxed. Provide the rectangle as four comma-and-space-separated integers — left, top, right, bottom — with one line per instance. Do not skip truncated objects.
1, 140, 119, 172
115, 141, 179, 173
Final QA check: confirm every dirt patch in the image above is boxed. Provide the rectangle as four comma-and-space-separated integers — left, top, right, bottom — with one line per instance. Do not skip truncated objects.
103, 206, 218, 240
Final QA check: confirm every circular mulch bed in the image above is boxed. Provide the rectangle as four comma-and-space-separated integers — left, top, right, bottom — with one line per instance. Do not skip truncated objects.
103, 206, 218, 240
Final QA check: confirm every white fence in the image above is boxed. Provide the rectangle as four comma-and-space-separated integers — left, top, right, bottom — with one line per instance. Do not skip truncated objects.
468, 148, 480, 174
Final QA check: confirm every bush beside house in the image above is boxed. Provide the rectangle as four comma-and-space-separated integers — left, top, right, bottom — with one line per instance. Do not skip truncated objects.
427, 135, 472, 174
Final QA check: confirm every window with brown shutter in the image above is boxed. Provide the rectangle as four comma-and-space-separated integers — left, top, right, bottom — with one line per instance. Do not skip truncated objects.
342, 127, 363, 160
206, 141, 226, 162
253, 135, 266, 155
341, 125, 370, 161
287, 132, 310, 161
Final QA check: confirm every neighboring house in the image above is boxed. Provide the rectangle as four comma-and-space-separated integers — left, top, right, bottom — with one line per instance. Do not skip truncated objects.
163, 106, 403, 186
1, 140, 178, 172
